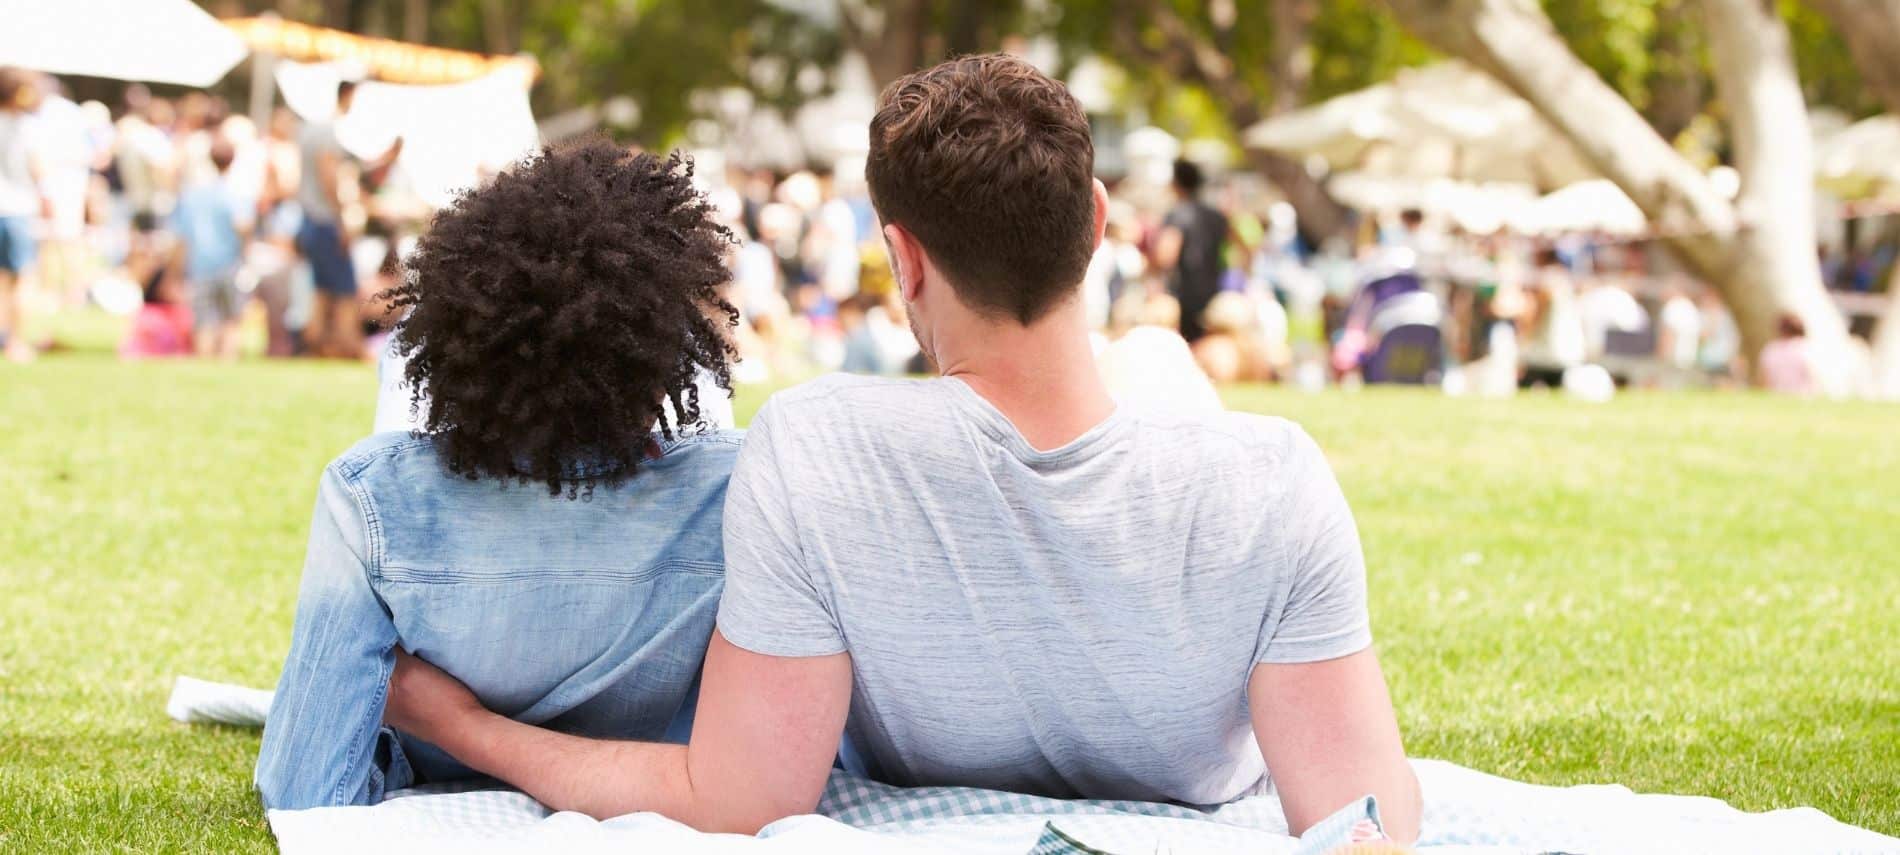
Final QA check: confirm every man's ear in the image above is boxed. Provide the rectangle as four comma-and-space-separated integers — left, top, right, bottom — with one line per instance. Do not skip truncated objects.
884, 223, 925, 303
1091, 179, 1110, 251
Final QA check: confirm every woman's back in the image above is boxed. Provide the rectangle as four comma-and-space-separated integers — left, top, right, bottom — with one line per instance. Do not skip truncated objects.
255, 429, 741, 808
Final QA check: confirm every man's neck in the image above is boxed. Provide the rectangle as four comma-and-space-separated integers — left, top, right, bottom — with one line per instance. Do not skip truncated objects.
933, 300, 1114, 452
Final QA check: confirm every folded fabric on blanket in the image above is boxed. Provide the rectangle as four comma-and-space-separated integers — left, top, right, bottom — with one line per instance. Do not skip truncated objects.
166, 675, 272, 727
174, 678, 1898, 854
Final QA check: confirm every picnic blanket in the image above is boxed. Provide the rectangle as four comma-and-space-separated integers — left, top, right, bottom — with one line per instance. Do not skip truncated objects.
171, 677, 1900, 854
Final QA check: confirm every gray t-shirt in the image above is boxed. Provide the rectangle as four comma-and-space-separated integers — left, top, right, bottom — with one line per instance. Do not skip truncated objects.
717, 374, 1371, 805
297, 120, 343, 224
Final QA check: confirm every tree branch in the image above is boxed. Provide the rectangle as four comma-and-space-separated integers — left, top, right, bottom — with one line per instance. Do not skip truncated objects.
1805, 0, 1900, 115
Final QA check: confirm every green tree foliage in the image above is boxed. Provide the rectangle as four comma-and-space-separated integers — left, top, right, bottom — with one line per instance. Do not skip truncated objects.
201, 1, 1874, 150
1307, 0, 1436, 101
1780, 0, 1881, 117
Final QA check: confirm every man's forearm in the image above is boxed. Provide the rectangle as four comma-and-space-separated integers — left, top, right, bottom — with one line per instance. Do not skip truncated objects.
429, 708, 712, 826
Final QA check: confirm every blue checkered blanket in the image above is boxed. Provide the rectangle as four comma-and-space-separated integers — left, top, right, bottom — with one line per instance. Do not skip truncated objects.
264, 759, 1900, 854
169, 676, 1895, 853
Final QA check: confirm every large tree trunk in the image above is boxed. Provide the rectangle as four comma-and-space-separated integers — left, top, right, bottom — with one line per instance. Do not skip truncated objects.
1807, 0, 1900, 113
1267, 0, 1317, 116
1875, 266, 1900, 398
1808, 0, 1900, 398
1382, 0, 1847, 384
1643, 0, 1705, 142
1704, 0, 1851, 389
404, 0, 429, 45
1116, 0, 1350, 244
837, 0, 930, 90
479, 0, 515, 55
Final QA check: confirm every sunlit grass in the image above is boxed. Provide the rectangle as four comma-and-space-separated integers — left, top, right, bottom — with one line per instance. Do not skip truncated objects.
1, 322, 1893, 850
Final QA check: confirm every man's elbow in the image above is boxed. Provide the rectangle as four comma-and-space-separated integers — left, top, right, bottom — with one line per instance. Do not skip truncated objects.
1382, 765, 1424, 845
690, 796, 818, 836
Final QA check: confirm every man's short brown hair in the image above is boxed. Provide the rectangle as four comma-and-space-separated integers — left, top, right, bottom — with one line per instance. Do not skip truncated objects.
866, 54, 1096, 325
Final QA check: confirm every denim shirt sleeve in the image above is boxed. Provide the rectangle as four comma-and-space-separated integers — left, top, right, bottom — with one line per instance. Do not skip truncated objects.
254, 462, 400, 810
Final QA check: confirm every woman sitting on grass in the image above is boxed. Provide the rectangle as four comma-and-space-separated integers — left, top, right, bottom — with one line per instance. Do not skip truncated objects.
255, 138, 742, 809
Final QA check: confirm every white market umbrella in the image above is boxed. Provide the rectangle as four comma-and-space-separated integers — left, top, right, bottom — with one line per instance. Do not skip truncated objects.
1511, 179, 1647, 236
1246, 62, 1597, 191
1814, 114, 1900, 200
0, 0, 247, 87
1327, 173, 1539, 235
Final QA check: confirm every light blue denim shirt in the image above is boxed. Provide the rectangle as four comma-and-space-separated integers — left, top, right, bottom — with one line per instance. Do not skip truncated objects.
255, 428, 743, 810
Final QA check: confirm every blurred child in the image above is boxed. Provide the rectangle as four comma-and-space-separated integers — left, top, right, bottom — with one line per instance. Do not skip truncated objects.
170, 138, 251, 358
0, 67, 45, 362
121, 265, 193, 359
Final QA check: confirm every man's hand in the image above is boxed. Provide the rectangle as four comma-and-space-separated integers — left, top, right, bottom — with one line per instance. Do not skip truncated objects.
384, 649, 483, 742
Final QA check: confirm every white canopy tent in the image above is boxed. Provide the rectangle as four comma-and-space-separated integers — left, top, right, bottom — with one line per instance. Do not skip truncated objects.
275, 59, 539, 210
1245, 62, 1597, 191
0, 0, 247, 87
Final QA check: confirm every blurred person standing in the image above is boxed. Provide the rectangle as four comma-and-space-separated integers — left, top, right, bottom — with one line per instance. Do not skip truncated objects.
296, 79, 400, 358
1654, 283, 1702, 376
1697, 292, 1742, 384
251, 107, 305, 357
0, 68, 47, 362
32, 75, 97, 307
1221, 184, 1262, 281
171, 138, 251, 359
1082, 205, 1146, 331
1153, 159, 1229, 343
814, 170, 862, 300
1520, 248, 1586, 382
114, 88, 176, 242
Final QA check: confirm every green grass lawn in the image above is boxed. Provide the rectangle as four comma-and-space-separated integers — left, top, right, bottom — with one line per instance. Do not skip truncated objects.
2, 325, 1896, 851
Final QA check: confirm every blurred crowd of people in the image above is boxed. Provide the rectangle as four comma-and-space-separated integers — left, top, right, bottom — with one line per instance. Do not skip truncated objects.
0, 67, 410, 363
697, 152, 1874, 398
0, 63, 1885, 399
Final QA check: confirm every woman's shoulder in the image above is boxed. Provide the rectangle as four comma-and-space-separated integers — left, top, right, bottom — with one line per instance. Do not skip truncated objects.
329, 431, 436, 477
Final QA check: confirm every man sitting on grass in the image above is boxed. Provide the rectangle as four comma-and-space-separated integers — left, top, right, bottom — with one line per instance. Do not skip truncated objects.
385, 55, 1422, 843
255, 138, 743, 809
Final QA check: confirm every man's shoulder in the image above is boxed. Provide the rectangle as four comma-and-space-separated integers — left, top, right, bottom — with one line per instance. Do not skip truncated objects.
754, 373, 945, 427
1124, 407, 1311, 467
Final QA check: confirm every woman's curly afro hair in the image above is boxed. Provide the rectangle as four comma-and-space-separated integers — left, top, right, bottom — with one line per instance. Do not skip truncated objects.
386, 138, 738, 497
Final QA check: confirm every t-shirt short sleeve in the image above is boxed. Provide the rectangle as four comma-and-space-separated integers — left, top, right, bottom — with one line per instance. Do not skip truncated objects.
715, 403, 849, 658
1254, 425, 1373, 665
1163, 204, 1195, 233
